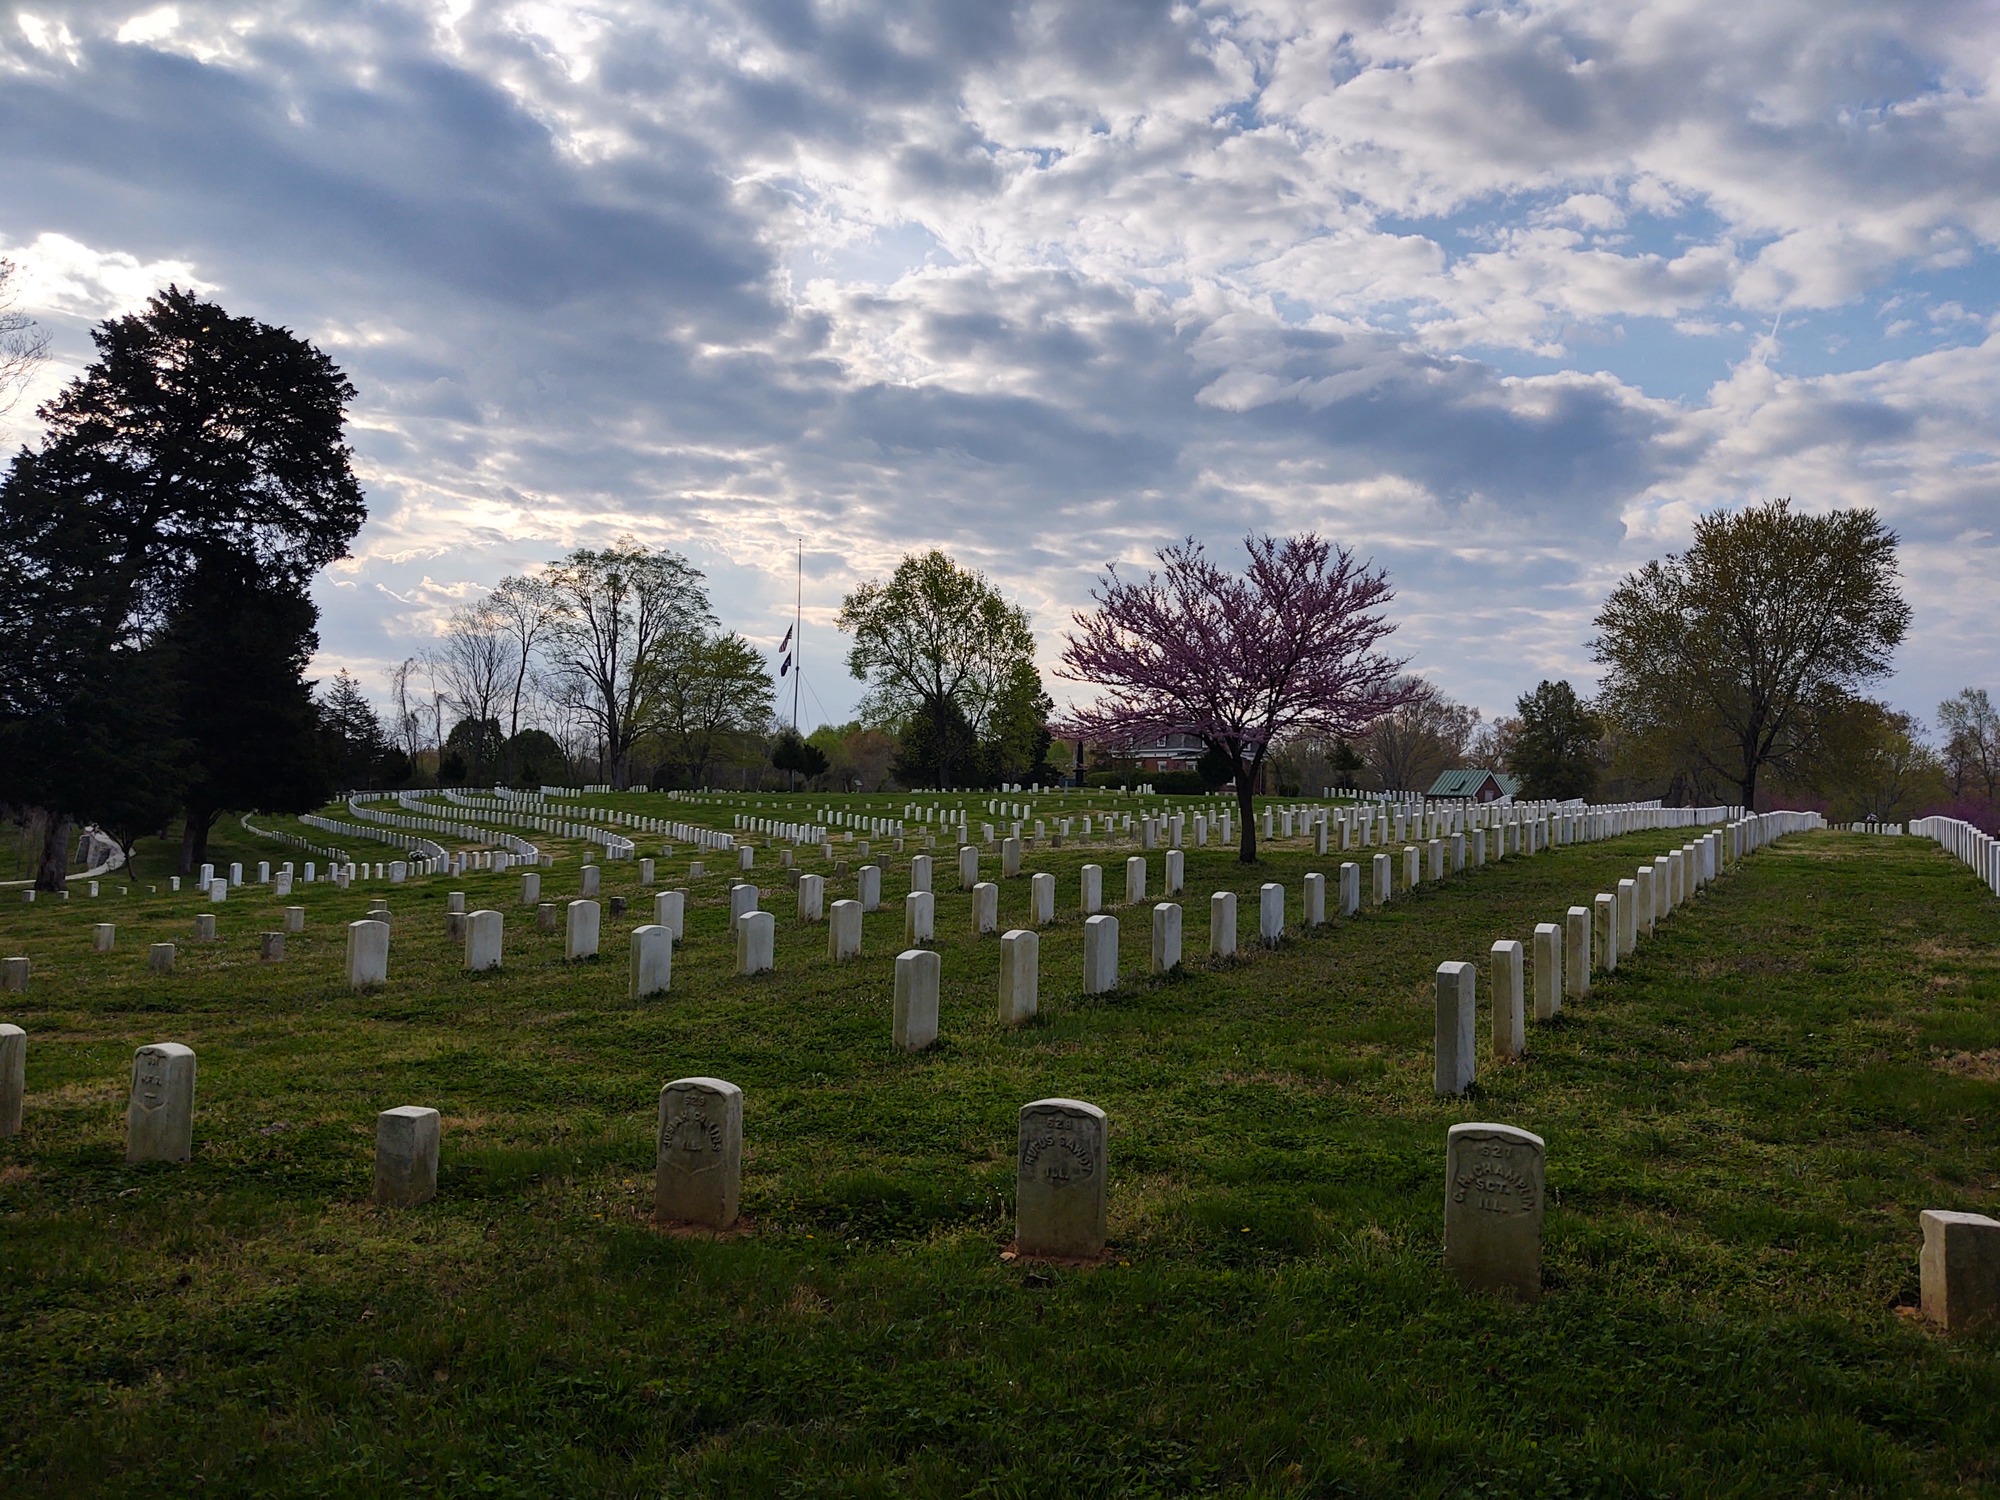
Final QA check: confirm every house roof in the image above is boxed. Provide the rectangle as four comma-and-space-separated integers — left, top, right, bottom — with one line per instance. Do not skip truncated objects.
1426, 767, 1520, 798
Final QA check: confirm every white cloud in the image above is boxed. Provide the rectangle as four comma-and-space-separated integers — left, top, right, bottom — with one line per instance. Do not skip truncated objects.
0, 0, 1996, 722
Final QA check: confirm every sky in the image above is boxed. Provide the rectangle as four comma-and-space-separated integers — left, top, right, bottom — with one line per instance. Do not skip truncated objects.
3, 0, 1998, 735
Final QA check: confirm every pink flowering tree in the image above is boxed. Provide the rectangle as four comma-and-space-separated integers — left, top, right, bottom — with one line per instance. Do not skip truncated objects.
1057, 533, 1419, 862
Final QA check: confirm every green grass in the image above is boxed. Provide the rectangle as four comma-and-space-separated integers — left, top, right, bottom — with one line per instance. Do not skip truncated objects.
3, 812, 1999, 1497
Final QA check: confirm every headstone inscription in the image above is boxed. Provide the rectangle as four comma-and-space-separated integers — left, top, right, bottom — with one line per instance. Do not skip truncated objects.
1444, 1122, 1545, 1301
127, 1042, 196, 1163
1016, 1098, 1108, 1259
655, 1077, 742, 1229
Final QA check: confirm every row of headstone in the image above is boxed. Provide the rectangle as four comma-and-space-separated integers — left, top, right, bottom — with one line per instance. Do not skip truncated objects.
1437, 827, 1749, 1095
1911, 814, 2000, 897
8, 1035, 1994, 1318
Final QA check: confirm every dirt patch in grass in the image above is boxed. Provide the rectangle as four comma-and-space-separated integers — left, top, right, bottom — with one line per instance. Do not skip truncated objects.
1676, 1044, 1762, 1071
1933, 1050, 2000, 1080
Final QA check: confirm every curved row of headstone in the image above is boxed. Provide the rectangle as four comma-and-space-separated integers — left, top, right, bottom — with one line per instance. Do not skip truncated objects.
299, 812, 447, 873
419, 788, 649, 858
240, 814, 350, 868
1911, 815, 2000, 896
360, 791, 544, 862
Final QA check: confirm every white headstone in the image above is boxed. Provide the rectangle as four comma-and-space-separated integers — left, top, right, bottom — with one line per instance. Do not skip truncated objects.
1564, 906, 1592, 999
126, 1042, 196, 1163
465, 910, 503, 971
1082, 914, 1119, 994
958, 845, 979, 891
1434, 961, 1476, 1096
346, 919, 390, 989
1258, 883, 1283, 947
580, 864, 601, 897
0, 1023, 23, 1136
1594, 893, 1619, 973
858, 864, 882, 913
904, 890, 935, 945
1029, 871, 1055, 927
148, 942, 174, 974
1210, 890, 1237, 957
630, 924, 673, 999
999, 929, 1038, 1025
1164, 848, 1184, 896
797, 873, 825, 922
1016, 1098, 1107, 1258
893, 948, 941, 1051
971, 881, 999, 934
1490, 940, 1525, 1059
1340, 862, 1360, 917
374, 1106, 440, 1207
1080, 864, 1102, 915
1151, 902, 1182, 973
1124, 856, 1146, 906
830, 899, 864, 960
1302, 872, 1325, 928
736, 911, 775, 975
93, 922, 115, 953
1444, 1122, 1545, 1301
1532, 922, 1562, 1021
1920, 1209, 2000, 1332
655, 1077, 742, 1229
566, 900, 601, 961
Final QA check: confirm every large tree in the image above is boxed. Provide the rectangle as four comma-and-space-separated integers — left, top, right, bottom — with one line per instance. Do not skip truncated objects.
1358, 681, 1480, 795
1510, 679, 1604, 801
644, 629, 774, 787
487, 573, 562, 746
434, 603, 515, 770
1592, 500, 1911, 809
158, 553, 332, 872
1936, 688, 1999, 801
320, 670, 408, 791
838, 550, 1042, 790
0, 286, 365, 887
1059, 533, 1415, 862
543, 541, 708, 788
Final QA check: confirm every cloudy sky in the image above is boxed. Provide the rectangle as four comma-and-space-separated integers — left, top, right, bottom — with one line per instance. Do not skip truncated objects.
4, 0, 1997, 733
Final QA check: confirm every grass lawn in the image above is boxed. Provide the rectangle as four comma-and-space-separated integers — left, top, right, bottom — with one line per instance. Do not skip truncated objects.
2, 814, 1997, 1497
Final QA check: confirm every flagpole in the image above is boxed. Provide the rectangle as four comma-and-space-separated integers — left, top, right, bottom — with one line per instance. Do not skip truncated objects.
792, 536, 802, 735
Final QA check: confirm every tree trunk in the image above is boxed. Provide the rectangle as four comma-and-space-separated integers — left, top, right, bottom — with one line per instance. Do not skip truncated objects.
1235, 767, 1258, 864
34, 811, 72, 893
1738, 764, 1757, 813
179, 805, 217, 874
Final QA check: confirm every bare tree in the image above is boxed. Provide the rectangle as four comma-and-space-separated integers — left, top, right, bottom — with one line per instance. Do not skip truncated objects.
434, 603, 515, 781
0, 259, 49, 414
488, 574, 562, 740
543, 540, 709, 788
435, 604, 514, 726
389, 656, 429, 761
1359, 680, 1481, 794
1937, 688, 1999, 801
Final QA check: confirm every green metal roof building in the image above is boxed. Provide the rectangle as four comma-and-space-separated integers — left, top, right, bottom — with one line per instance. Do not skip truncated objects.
1424, 768, 1521, 802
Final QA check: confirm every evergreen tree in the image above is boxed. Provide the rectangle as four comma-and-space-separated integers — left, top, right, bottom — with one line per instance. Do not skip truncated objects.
1510, 680, 1604, 801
